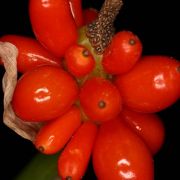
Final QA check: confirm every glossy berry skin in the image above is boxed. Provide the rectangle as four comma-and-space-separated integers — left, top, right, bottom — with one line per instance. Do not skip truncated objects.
70, 0, 83, 27
79, 77, 122, 123
93, 118, 154, 180
34, 106, 81, 154
58, 121, 98, 180
29, 0, 78, 57
115, 55, 180, 113
102, 31, 142, 74
120, 108, 165, 155
0, 35, 61, 73
65, 44, 95, 77
83, 8, 98, 25
12, 65, 78, 122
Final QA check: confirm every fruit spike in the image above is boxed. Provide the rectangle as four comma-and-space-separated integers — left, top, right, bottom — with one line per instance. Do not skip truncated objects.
77, 0, 124, 83
86, 0, 123, 54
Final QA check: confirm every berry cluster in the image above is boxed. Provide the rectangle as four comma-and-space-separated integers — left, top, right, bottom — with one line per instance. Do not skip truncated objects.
0, 0, 180, 179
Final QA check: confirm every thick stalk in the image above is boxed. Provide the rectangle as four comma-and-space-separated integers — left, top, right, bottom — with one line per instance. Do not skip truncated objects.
86, 0, 123, 54
15, 153, 60, 180
78, 0, 123, 83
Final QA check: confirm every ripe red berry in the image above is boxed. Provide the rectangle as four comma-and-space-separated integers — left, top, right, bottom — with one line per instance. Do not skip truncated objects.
120, 108, 165, 155
79, 77, 122, 123
34, 106, 81, 154
12, 65, 79, 122
115, 55, 180, 113
65, 44, 95, 77
58, 121, 98, 179
102, 30, 142, 74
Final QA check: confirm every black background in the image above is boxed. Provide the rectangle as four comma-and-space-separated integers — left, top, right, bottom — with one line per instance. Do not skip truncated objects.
0, 0, 180, 179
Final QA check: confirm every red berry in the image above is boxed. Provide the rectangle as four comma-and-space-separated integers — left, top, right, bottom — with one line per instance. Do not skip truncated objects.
65, 44, 95, 77
79, 77, 122, 123
115, 55, 180, 113
102, 30, 142, 74
12, 65, 78, 122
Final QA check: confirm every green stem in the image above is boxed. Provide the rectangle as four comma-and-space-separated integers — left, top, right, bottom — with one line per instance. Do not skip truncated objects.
15, 153, 60, 180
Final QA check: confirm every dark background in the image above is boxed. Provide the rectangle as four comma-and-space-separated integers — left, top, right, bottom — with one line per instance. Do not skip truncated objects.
0, 0, 180, 179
